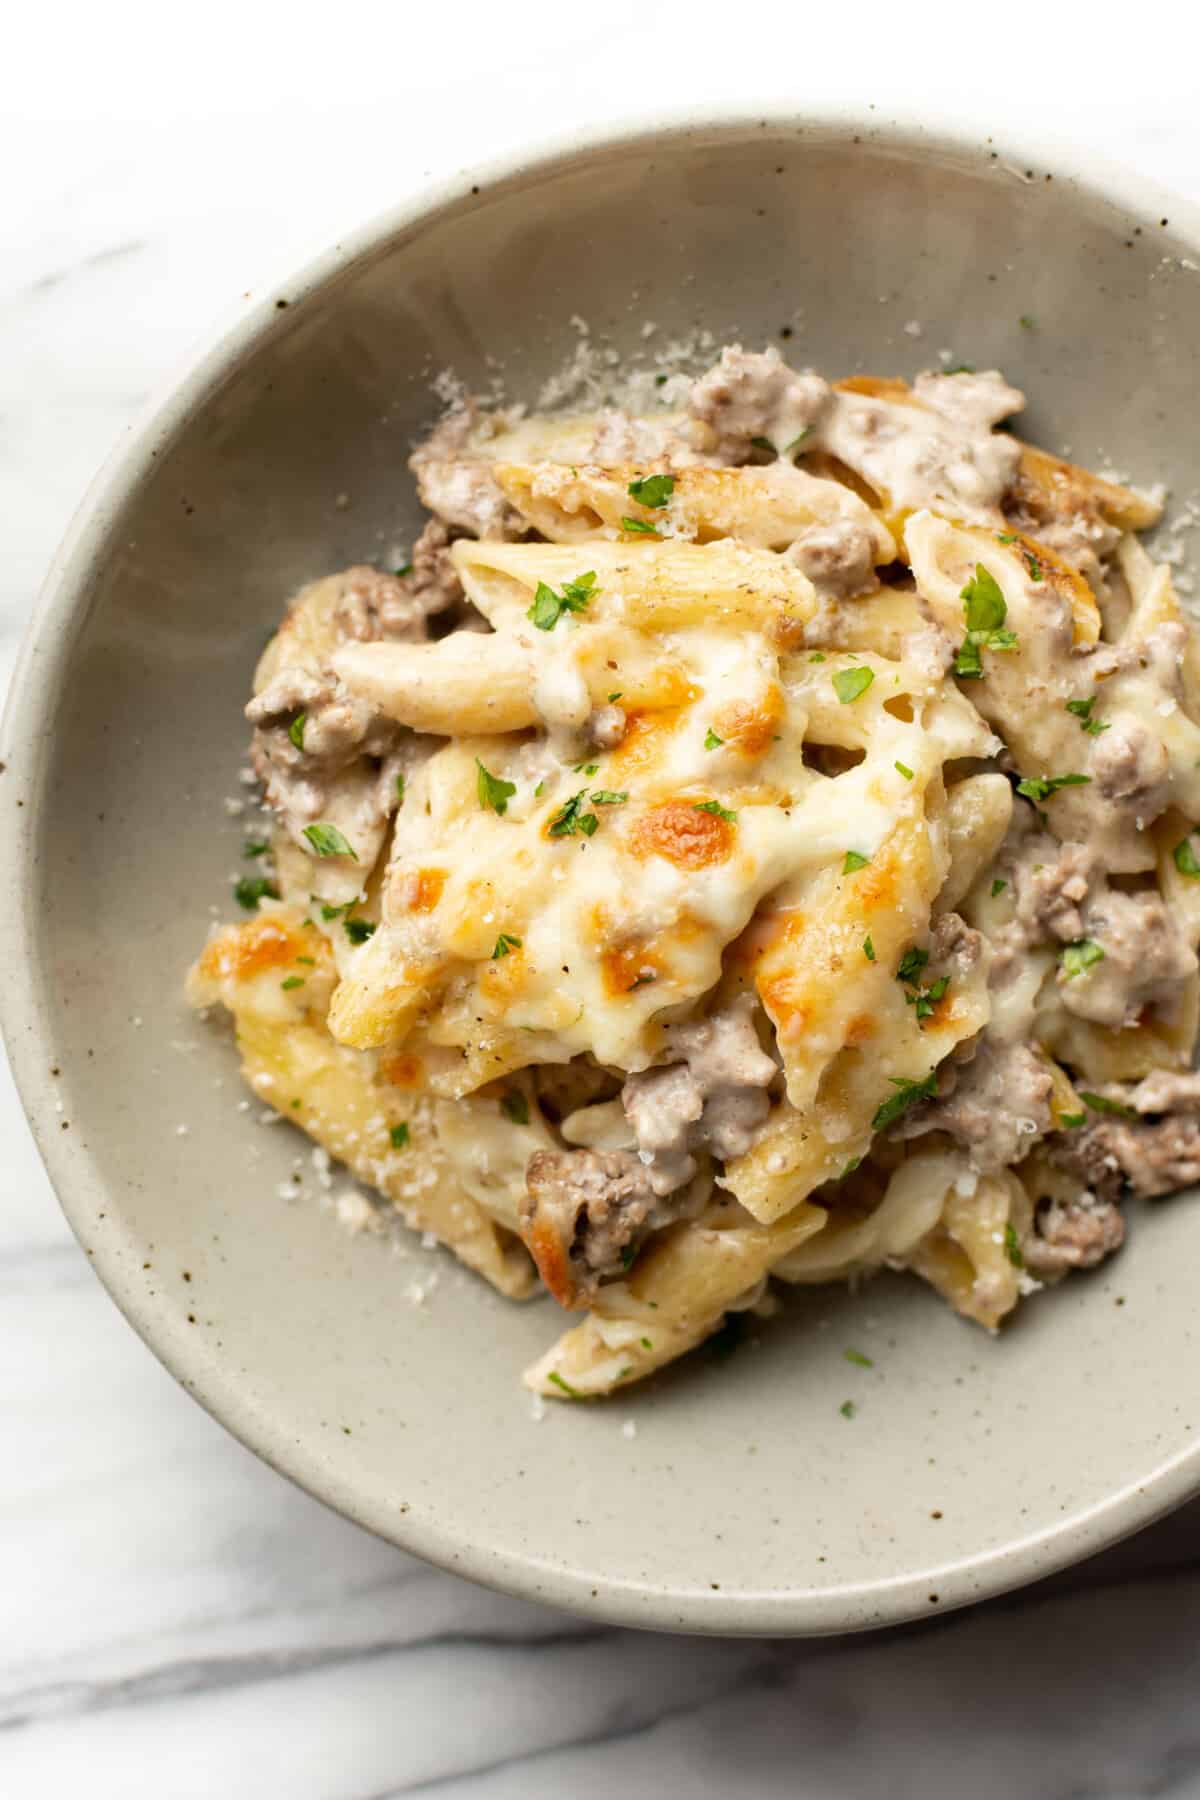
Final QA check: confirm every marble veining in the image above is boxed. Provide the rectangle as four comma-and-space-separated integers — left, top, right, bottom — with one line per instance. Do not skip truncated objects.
7, 21, 1200, 1795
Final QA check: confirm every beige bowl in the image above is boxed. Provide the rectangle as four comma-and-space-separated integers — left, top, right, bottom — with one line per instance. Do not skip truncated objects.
6, 111, 1200, 1635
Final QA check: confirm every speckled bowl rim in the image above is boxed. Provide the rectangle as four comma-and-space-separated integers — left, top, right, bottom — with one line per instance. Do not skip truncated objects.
6, 103, 1200, 1637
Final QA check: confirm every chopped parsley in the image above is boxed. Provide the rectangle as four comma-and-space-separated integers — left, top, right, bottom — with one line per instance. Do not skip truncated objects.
872, 1071, 938, 1131
997, 532, 1018, 543
750, 435, 775, 452
1173, 836, 1200, 879
832, 666, 875, 704
547, 1370, 582, 1399
694, 798, 737, 823
895, 760, 914, 780
955, 564, 1018, 677
840, 1156, 862, 1179
906, 974, 949, 1023
500, 1089, 530, 1126
590, 789, 628, 806
640, 1336, 653, 1350
620, 516, 659, 535
842, 850, 870, 874
1060, 938, 1104, 980
897, 947, 929, 985
344, 917, 377, 945
395, 772, 406, 804
654, 373, 669, 387
1065, 697, 1109, 736
393, 561, 413, 577
1058, 1111, 1086, 1129
704, 727, 725, 750
303, 822, 357, 859
991, 877, 1008, 897
782, 428, 812, 455
840, 1400, 857, 1419
1003, 1222, 1024, 1268
288, 712, 306, 750
242, 839, 269, 859
549, 789, 599, 837
533, 780, 545, 798
234, 875, 279, 909
389, 1122, 410, 1149
280, 975, 304, 990
528, 570, 596, 630
942, 362, 976, 374
476, 758, 517, 815
863, 935, 876, 962
491, 933, 522, 959
627, 472, 675, 509
295, 955, 315, 965
1019, 314, 1035, 329
607, 691, 623, 703
808, 651, 827, 663
1081, 1091, 1137, 1119
1016, 772, 1091, 803
844, 1348, 874, 1368
319, 901, 349, 921
1023, 549, 1044, 582
572, 761, 599, 776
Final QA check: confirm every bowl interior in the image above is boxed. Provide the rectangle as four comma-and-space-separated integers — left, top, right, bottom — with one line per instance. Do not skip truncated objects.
8, 118, 1200, 1634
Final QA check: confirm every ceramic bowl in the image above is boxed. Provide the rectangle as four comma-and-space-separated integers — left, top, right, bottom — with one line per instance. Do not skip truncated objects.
6, 110, 1200, 1636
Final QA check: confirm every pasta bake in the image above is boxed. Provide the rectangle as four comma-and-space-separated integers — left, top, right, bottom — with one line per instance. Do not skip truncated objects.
188, 346, 1200, 1397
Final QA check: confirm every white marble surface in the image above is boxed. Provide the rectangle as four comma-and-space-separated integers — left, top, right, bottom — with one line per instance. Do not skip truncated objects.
7, 6, 1200, 1794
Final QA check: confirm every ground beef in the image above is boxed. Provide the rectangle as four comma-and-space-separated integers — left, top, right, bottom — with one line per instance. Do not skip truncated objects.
1088, 715, 1169, 815
409, 406, 522, 539
1012, 838, 1097, 946
1059, 889, 1196, 1029
1051, 1109, 1200, 1203
620, 997, 778, 1193
787, 520, 876, 597
1022, 1193, 1126, 1276
897, 1039, 1054, 1171
521, 1148, 658, 1306
687, 346, 830, 462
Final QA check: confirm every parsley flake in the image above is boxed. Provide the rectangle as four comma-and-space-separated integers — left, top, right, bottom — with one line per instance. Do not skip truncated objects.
1173, 836, 1200, 879
1065, 696, 1109, 736
872, 1072, 938, 1131
1081, 1091, 1137, 1119
395, 772, 406, 804
549, 790, 600, 837
280, 975, 304, 990
842, 850, 870, 874
1061, 938, 1104, 980
548, 1370, 582, 1399
808, 651, 827, 663
782, 428, 813, 455
1019, 314, 1035, 329
319, 901, 349, 921
242, 839, 270, 859
955, 565, 1018, 677
1003, 1223, 1024, 1268
1024, 550, 1044, 582
476, 759, 517, 815
389, 1122, 410, 1149
833, 666, 875, 704
491, 933, 522, 959
303, 822, 357, 859
500, 1089, 530, 1127
897, 947, 930, 985
1016, 772, 1091, 804
863, 935, 876, 962
528, 571, 596, 631
590, 789, 628, 806
991, 878, 1008, 897
840, 1400, 857, 1419
393, 561, 412, 577
704, 727, 725, 750
942, 362, 976, 374
288, 712, 306, 750
621, 516, 659, 535
344, 917, 376, 945
1058, 1111, 1087, 1129
906, 974, 949, 1023
895, 760, 914, 780
693, 799, 737, 823
607, 691, 623, 703
844, 1348, 874, 1368
234, 875, 279, 909
750, 435, 775, 451
627, 472, 675, 509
